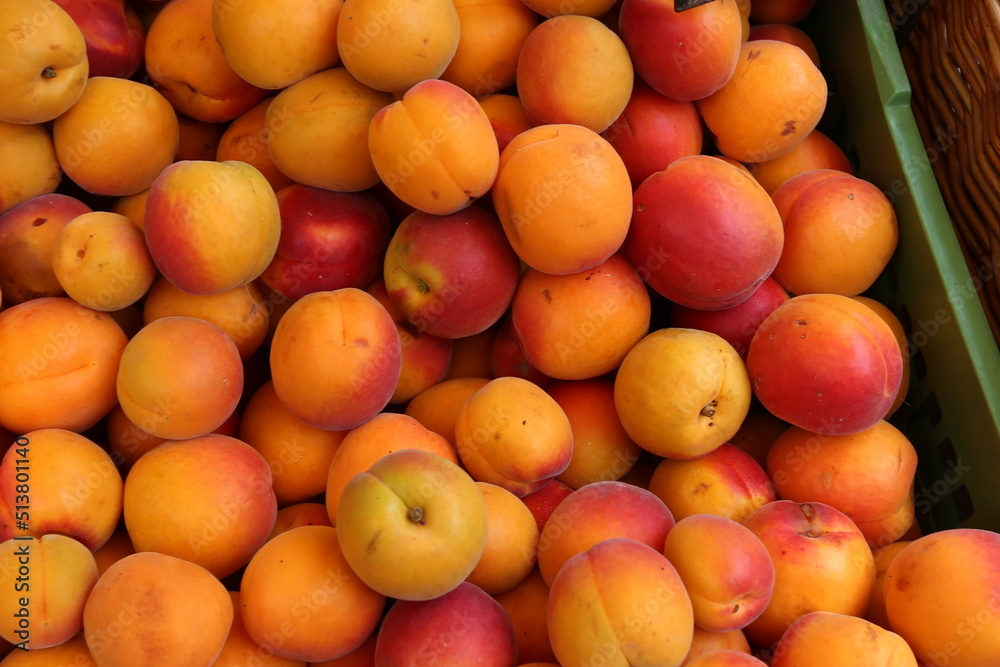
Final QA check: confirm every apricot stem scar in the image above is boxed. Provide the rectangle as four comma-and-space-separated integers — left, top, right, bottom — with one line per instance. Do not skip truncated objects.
42, 67, 56, 78
407, 507, 425, 524
700, 405, 716, 418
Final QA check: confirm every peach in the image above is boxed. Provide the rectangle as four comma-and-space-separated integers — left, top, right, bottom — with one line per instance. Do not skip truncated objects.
613, 328, 752, 460
383, 205, 521, 338
324, 412, 458, 523
0, 297, 127, 434
536, 480, 675, 586
142, 277, 269, 361
494, 568, 558, 664
766, 420, 918, 548
467, 482, 540, 595
240, 525, 385, 662
143, 159, 281, 296
696, 40, 828, 163
51, 211, 156, 311
742, 500, 876, 649
269, 502, 334, 540
511, 253, 651, 380
746, 293, 903, 435
123, 434, 276, 579
853, 296, 910, 417
600, 80, 704, 190
492, 123, 632, 276
684, 651, 768, 667
82, 551, 233, 667
884, 529, 1000, 666
0, 193, 91, 304
216, 97, 295, 193
213, 591, 306, 667
747, 129, 851, 194
454, 376, 574, 497
545, 378, 642, 489
0, 0, 89, 124
0, 534, 99, 649
624, 155, 784, 310
520, 478, 575, 535
337, 0, 460, 94
669, 277, 790, 362
336, 449, 489, 601
262, 185, 392, 301
478, 93, 533, 155
441, 0, 539, 95
375, 581, 517, 666
618, 0, 743, 101
516, 15, 633, 133
548, 537, 694, 666
117, 316, 243, 440
239, 381, 347, 507
53, 0, 145, 79
211, 0, 343, 90
662, 514, 775, 633
264, 67, 393, 192
771, 611, 917, 666
369, 79, 499, 216
647, 443, 776, 524
771, 172, 899, 296
0, 121, 61, 215
53, 76, 179, 197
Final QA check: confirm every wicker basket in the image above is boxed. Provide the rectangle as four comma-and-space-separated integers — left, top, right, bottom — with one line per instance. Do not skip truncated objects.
887, 0, 1000, 345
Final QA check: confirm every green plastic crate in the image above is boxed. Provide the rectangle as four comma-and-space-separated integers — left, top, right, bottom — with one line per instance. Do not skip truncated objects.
802, 0, 1000, 533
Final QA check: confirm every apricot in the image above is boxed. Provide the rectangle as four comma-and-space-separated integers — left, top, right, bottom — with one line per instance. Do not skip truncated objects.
369, 79, 499, 216
104, 404, 167, 471
492, 123, 632, 276
749, 0, 817, 24
82, 551, 233, 667
494, 568, 558, 664
866, 540, 913, 630
213, 591, 306, 667
0, 194, 91, 305
211, 0, 343, 90
444, 327, 497, 380
51, 211, 156, 311
478, 93, 533, 155
491, 315, 554, 388
771, 611, 917, 667
143, 159, 281, 296
403, 376, 491, 445
144, 0, 267, 122
685, 651, 768, 667
0, 297, 127, 434
0, 121, 61, 215
467, 482, 540, 595
308, 634, 376, 667
123, 434, 276, 578
516, 15, 633, 133
337, 0, 460, 94
748, 23, 820, 67
685, 628, 752, 661
454, 376, 574, 497
729, 409, 789, 468
265, 67, 393, 192
853, 296, 910, 417
0, 534, 99, 649
614, 328, 752, 460
109, 188, 148, 231
0, 0, 89, 124
91, 530, 136, 578
240, 525, 385, 662
747, 129, 849, 194
442, 0, 539, 95
270, 288, 402, 431
142, 277, 269, 361
53, 77, 179, 197
0, 631, 95, 664
175, 115, 226, 161
697, 40, 828, 163
522, 0, 615, 16
216, 97, 295, 193
117, 316, 243, 440
511, 253, 651, 381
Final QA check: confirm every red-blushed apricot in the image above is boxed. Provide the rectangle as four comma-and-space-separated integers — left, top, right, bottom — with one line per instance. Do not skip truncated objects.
211, 0, 343, 90
0, 297, 127, 434
0, 121, 61, 215
548, 538, 694, 666
174, 115, 226, 161
685, 651, 768, 667
0, 534, 99, 649
403, 376, 492, 445
270, 288, 401, 431
216, 97, 295, 193
516, 15, 633, 133
520, 478, 574, 535
337, 0, 460, 94
143, 159, 281, 296
728, 409, 790, 468
53, 77, 179, 197
490, 314, 554, 388
268, 502, 334, 541
123, 434, 277, 579
265, 67, 393, 193
492, 123, 632, 276
478, 94, 533, 156
52, 211, 156, 312
240, 525, 385, 662
444, 326, 497, 380
442, 0, 539, 95
0, 0, 89, 125
770, 611, 917, 667
684, 627, 753, 662
852, 296, 910, 418
239, 381, 347, 507
55, 0, 144, 80
116, 316, 243, 440
467, 482, 540, 595
697, 40, 828, 163
748, 22, 820, 66
82, 551, 233, 666
494, 568, 559, 664
213, 591, 306, 667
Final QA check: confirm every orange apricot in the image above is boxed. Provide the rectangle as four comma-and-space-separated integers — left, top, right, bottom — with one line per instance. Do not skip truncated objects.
0, 121, 61, 215
403, 376, 492, 445
747, 129, 852, 194
216, 96, 295, 193
467, 482, 540, 595
442, 0, 539, 95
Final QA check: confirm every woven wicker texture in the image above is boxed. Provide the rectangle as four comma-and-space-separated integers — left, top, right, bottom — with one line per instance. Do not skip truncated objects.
889, 0, 1000, 343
